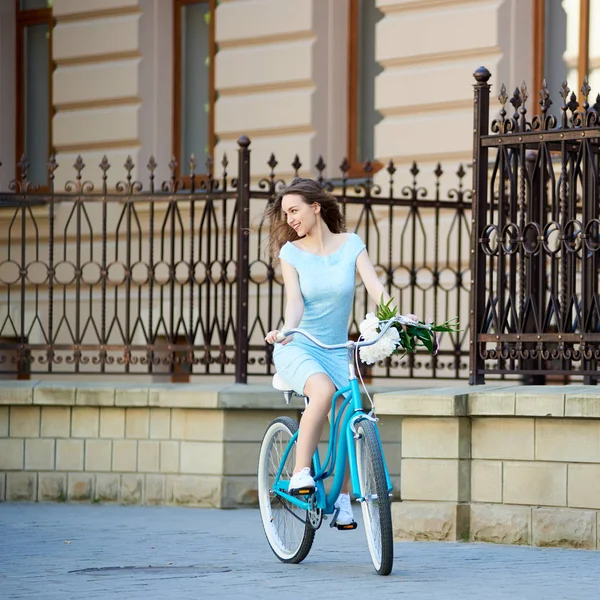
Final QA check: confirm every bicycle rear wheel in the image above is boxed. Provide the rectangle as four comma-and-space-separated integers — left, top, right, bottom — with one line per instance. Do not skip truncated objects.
257, 416, 315, 563
355, 419, 394, 575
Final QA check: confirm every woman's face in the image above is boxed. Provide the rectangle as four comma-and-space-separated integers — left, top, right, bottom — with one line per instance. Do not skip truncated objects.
281, 194, 320, 237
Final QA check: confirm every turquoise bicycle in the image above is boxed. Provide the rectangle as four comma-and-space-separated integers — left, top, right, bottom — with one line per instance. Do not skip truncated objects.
258, 319, 402, 576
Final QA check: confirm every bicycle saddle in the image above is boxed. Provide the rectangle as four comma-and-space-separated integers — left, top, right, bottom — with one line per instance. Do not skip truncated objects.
272, 372, 294, 392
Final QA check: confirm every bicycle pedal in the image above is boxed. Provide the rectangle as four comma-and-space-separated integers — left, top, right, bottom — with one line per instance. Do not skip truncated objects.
289, 486, 315, 496
335, 521, 358, 531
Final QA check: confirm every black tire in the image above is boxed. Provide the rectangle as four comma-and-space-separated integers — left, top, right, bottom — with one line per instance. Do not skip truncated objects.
355, 419, 394, 575
257, 416, 315, 564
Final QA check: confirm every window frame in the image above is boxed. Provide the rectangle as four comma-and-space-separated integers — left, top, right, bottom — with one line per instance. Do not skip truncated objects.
533, 0, 591, 110
346, 0, 382, 179
172, 0, 216, 185
15, 0, 54, 189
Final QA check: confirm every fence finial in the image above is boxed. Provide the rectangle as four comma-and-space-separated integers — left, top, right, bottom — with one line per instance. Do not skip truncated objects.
473, 66, 491, 83
237, 135, 251, 148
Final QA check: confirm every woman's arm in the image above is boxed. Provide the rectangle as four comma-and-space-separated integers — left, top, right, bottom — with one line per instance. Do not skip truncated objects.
356, 248, 395, 308
265, 259, 304, 344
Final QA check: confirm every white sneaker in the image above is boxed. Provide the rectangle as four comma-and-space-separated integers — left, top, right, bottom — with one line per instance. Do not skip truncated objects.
334, 493, 355, 526
288, 467, 315, 493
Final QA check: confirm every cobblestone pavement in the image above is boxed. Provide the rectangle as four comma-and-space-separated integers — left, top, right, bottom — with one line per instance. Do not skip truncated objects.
1, 504, 599, 600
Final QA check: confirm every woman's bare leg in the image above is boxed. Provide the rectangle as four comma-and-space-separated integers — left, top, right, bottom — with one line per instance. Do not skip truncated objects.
294, 373, 351, 493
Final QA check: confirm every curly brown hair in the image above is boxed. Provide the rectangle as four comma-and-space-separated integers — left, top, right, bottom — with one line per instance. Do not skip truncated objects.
265, 178, 346, 259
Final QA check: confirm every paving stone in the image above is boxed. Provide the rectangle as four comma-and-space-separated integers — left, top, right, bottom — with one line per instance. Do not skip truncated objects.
0, 505, 599, 599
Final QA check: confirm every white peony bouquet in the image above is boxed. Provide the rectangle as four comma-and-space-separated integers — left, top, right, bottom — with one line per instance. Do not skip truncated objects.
358, 297, 460, 365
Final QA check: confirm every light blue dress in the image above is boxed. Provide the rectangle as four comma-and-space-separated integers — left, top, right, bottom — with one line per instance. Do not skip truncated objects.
273, 233, 366, 395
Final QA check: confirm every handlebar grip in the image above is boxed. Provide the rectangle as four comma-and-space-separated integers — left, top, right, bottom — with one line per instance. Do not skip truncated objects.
275, 331, 287, 343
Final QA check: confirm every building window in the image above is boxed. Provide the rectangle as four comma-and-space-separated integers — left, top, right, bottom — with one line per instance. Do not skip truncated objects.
347, 0, 383, 177
173, 0, 215, 180
533, 0, 598, 107
16, 0, 53, 187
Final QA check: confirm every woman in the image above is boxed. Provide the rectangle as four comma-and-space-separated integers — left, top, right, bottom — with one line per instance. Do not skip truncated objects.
264, 178, 395, 526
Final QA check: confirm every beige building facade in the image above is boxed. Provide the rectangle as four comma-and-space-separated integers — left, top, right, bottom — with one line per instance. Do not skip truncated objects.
0, 0, 541, 192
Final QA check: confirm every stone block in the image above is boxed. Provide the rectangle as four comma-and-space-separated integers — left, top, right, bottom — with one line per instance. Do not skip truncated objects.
536, 419, 600, 463
374, 414, 402, 443
0, 407, 8, 436
515, 386, 565, 417
565, 394, 600, 418
56, 439, 84, 471
468, 388, 516, 415
100, 408, 125, 438
40, 407, 71, 438
166, 474, 221, 507
223, 441, 260, 476
85, 439, 112, 471
171, 409, 224, 441
401, 417, 470, 459
401, 459, 470, 502
391, 501, 469, 541
121, 474, 143, 504
503, 462, 567, 507
25, 439, 55, 470
76, 387, 115, 407
38, 473, 67, 502
383, 442, 402, 476
34, 384, 75, 406
472, 418, 534, 460
112, 440, 137, 472
94, 473, 120, 502
374, 388, 469, 416
223, 410, 285, 442
115, 387, 148, 407
10, 406, 40, 437
470, 504, 530, 544
0, 439, 24, 469
150, 385, 223, 409
71, 407, 99, 438
219, 384, 293, 410
149, 408, 170, 439
68, 473, 93, 501
222, 475, 258, 508
471, 460, 502, 503
180, 441, 223, 475
138, 441, 160, 472
0, 472, 5, 501
532, 507, 596, 549
568, 464, 600, 510
160, 441, 180, 473
0, 382, 33, 405
125, 408, 150, 439
145, 474, 166, 504
6, 472, 37, 501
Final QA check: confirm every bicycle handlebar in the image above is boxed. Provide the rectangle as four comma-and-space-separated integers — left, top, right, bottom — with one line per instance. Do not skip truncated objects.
275, 315, 428, 350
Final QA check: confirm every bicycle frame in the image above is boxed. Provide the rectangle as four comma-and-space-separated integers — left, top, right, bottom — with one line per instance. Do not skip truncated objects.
272, 365, 393, 514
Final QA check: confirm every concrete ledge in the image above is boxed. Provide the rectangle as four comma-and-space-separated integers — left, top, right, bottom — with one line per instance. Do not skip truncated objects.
375, 385, 597, 419
0, 381, 307, 410
375, 387, 471, 416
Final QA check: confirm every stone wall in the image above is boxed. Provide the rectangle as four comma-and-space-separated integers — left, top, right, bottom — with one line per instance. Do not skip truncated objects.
0, 381, 402, 507
375, 385, 600, 550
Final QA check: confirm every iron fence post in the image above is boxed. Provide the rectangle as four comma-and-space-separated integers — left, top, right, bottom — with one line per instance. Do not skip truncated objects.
235, 136, 251, 383
469, 67, 491, 385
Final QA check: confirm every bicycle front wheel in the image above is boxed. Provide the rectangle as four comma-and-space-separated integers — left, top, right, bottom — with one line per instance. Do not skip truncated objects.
257, 417, 315, 564
355, 419, 394, 575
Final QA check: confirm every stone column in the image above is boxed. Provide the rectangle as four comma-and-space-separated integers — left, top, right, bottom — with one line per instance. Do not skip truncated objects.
376, 387, 472, 541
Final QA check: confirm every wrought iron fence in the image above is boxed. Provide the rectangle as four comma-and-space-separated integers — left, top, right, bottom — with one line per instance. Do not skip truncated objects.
0, 137, 472, 382
470, 67, 600, 384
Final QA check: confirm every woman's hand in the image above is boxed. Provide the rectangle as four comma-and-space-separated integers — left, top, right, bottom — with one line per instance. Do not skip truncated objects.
265, 330, 293, 345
